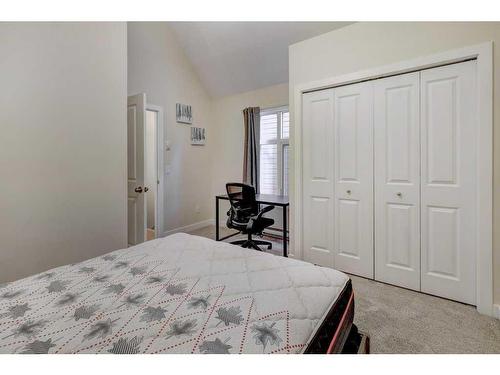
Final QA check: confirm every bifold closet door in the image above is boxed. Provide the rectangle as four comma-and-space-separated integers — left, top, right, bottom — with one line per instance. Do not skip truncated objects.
420, 61, 477, 304
302, 89, 335, 268
333, 82, 374, 278
374, 72, 421, 290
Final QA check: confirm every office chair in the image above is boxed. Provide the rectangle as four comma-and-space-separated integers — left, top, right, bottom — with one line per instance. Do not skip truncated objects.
225, 183, 275, 251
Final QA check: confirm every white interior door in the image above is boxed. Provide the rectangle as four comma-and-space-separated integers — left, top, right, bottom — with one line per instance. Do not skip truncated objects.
333, 82, 374, 278
374, 72, 421, 290
127, 93, 147, 246
420, 61, 477, 304
302, 89, 335, 267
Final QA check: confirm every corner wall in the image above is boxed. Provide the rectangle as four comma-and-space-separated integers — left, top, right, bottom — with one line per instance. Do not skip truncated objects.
211, 83, 289, 197
127, 22, 215, 234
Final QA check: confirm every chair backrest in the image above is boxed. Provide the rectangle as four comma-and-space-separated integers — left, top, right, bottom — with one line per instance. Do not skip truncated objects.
225, 183, 258, 224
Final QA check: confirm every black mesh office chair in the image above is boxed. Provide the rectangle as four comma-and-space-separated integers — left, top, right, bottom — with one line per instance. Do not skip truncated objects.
225, 183, 275, 251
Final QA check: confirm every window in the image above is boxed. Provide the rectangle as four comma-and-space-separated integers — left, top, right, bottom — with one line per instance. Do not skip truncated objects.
259, 107, 289, 195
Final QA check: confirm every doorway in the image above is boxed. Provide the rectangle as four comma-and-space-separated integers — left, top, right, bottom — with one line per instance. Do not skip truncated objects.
145, 104, 164, 240
127, 93, 164, 246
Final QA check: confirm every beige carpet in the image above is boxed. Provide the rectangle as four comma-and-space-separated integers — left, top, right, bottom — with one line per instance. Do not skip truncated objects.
350, 275, 500, 353
188, 224, 500, 353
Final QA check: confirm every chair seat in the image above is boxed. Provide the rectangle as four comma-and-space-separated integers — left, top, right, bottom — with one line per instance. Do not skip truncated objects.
252, 217, 274, 233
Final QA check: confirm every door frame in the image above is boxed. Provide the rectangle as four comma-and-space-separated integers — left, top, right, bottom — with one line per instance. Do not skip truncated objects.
145, 104, 165, 239
292, 42, 493, 316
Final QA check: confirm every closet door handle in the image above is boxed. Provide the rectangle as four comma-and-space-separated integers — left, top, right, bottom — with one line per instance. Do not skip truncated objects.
396, 192, 402, 198
134, 186, 143, 193
346, 189, 352, 195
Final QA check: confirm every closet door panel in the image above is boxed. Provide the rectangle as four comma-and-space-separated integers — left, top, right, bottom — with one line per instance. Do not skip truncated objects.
302, 90, 335, 267
420, 61, 476, 304
374, 72, 420, 290
333, 82, 373, 278
386, 203, 416, 267
337, 199, 361, 258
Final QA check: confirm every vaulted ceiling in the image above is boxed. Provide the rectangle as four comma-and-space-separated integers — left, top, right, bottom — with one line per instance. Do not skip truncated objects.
169, 22, 353, 97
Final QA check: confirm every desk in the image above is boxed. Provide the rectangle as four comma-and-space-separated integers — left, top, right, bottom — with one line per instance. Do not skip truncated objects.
215, 194, 290, 257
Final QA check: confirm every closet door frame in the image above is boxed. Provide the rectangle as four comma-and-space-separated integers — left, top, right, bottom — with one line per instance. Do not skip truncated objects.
293, 42, 493, 316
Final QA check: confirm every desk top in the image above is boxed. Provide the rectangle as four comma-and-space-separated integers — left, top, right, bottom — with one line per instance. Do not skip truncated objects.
216, 193, 289, 206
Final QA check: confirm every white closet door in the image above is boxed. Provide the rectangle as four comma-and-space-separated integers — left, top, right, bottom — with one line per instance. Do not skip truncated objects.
333, 82, 374, 278
420, 61, 477, 304
374, 72, 420, 290
302, 89, 335, 267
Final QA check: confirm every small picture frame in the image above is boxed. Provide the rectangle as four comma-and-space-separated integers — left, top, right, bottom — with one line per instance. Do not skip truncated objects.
191, 127, 206, 145
176, 103, 192, 124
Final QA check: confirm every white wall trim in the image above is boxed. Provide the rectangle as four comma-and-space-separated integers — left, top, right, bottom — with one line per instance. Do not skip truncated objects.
492, 304, 500, 320
261, 104, 289, 114
293, 41, 494, 316
162, 219, 213, 237
493, 304, 500, 320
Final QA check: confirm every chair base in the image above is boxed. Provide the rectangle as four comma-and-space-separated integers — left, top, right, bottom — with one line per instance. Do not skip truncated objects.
230, 237, 272, 251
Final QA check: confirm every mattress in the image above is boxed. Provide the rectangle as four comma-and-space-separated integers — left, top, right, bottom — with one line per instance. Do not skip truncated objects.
0, 233, 351, 354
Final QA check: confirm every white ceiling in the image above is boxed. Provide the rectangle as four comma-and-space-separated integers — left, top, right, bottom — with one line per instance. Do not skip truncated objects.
169, 22, 353, 97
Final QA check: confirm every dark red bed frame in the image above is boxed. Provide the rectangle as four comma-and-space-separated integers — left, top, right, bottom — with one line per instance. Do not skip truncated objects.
304, 279, 370, 354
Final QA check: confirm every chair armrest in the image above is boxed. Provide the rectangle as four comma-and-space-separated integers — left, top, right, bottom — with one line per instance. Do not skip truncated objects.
255, 204, 275, 219
246, 205, 275, 231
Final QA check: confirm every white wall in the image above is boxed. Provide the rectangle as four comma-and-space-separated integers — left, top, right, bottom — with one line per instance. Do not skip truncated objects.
0, 22, 128, 282
128, 22, 215, 234
212, 83, 289, 195
289, 21, 500, 305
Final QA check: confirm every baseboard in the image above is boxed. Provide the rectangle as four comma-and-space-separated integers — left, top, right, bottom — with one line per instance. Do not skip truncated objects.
494, 304, 500, 319
162, 219, 213, 237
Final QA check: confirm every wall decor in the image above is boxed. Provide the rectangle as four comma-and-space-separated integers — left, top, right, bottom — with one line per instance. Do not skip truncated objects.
191, 127, 206, 145
176, 103, 192, 124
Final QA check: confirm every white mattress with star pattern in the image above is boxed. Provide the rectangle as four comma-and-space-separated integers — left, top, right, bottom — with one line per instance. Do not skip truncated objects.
0, 233, 350, 354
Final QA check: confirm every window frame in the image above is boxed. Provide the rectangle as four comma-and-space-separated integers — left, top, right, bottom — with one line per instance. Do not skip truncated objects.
259, 105, 289, 196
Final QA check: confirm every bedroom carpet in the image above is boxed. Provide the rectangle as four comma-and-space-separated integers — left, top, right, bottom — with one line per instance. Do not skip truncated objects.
188, 224, 500, 354
349, 274, 500, 353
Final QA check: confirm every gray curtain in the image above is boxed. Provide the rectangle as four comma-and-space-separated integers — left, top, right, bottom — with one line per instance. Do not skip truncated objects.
242, 107, 260, 192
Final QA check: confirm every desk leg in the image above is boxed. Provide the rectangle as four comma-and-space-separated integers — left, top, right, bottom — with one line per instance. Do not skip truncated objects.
215, 197, 220, 241
283, 205, 288, 257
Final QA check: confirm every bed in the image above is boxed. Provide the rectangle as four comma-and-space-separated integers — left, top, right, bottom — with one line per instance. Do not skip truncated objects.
0, 233, 366, 354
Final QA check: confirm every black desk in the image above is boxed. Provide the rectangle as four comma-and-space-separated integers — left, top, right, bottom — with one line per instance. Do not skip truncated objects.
215, 194, 290, 257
